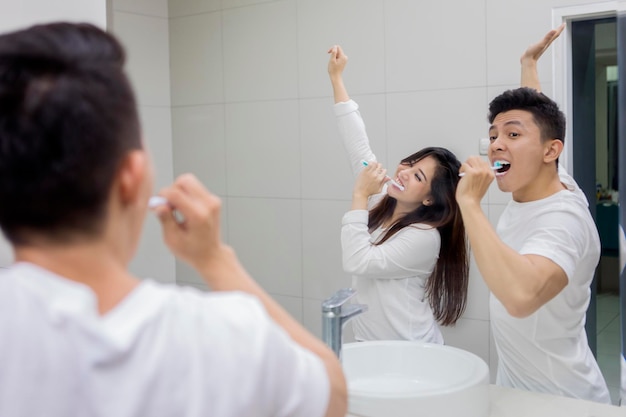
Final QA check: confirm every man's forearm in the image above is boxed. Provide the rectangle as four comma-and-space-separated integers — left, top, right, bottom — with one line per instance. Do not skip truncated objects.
521, 59, 541, 91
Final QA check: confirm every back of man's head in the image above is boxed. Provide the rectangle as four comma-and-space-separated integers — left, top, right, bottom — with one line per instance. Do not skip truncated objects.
488, 87, 566, 145
0, 22, 141, 245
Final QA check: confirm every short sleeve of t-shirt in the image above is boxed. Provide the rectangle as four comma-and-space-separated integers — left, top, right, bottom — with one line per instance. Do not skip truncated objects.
113, 284, 332, 417
190, 291, 331, 417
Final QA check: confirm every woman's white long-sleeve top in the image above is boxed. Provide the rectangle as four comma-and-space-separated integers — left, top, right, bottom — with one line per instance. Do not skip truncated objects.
334, 99, 443, 343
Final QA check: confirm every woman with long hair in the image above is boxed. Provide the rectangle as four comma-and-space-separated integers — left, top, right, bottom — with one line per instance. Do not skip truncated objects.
328, 45, 469, 343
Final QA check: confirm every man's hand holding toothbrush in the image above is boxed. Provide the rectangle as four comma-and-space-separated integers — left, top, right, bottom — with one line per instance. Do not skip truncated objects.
455, 156, 496, 209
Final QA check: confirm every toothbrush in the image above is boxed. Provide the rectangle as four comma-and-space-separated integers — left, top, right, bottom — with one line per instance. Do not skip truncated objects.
148, 195, 169, 209
458, 161, 504, 177
361, 160, 405, 191
148, 196, 186, 223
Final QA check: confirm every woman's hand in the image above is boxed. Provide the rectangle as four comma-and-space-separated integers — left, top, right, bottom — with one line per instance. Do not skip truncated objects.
328, 45, 348, 80
327, 45, 351, 103
351, 161, 387, 210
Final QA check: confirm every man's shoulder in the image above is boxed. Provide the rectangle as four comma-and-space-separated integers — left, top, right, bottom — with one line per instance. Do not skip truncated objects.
501, 190, 595, 235
146, 282, 267, 318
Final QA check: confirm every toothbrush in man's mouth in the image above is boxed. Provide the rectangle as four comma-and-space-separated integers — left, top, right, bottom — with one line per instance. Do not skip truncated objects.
458, 161, 510, 177
361, 160, 405, 191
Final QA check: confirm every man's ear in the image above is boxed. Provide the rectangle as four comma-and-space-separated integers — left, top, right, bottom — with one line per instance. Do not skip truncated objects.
544, 139, 564, 164
116, 150, 148, 205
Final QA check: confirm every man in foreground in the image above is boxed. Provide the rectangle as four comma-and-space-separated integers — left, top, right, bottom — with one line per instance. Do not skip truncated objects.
0, 22, 347, 417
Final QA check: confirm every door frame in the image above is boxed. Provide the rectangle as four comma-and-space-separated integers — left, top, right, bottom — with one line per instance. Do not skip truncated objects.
552, 1, 619, 171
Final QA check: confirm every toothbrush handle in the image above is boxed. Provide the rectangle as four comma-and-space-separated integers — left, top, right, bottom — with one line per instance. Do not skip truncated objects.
459, 166, 500, 177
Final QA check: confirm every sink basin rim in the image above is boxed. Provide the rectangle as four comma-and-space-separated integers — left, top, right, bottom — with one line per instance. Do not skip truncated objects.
342, 340, 490, 399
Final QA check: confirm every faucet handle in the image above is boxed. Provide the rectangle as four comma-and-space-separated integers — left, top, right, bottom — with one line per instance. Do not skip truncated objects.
322, 288, 356, 312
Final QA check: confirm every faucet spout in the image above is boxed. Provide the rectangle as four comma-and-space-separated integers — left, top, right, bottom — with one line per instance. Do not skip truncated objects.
321, 288, 367, 359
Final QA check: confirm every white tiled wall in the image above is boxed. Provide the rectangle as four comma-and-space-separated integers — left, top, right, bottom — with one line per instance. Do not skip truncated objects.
297, 0, 386, 98
172, 104, 227, 194
110, 0, 175, 283
222, 2, 298, 102
302, 200, 352, 300
386, 88, 488, 165
113, 0, 168, 17
169, 0, 220, 18
224, 100, 301, 198
0, 0, 106, 34
113, 13, 171, 107
384, 0, 487, 92
169, 12, 223, 106
166, 0, 608, 382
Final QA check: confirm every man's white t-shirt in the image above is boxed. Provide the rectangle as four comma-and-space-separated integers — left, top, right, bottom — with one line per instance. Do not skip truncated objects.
0, 262, 330, 417
491, 168, 611, 404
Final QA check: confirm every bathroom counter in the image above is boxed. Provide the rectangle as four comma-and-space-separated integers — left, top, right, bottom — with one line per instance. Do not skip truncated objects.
488, 385, 624, 417
347, 385, 626, 417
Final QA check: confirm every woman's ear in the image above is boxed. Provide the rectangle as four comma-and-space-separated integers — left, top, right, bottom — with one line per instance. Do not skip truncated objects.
544, 139, 564, 164
423, 199, 432, 206
116, 150, 148, 206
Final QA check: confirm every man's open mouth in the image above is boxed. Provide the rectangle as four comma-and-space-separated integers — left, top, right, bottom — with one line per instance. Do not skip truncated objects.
494, 160, 511, 174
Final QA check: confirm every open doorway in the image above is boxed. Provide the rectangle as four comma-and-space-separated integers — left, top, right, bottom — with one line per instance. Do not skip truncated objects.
570, 16, 620, 404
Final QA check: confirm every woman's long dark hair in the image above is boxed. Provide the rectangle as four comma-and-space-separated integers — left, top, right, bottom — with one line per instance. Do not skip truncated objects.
368, 147, 469, 326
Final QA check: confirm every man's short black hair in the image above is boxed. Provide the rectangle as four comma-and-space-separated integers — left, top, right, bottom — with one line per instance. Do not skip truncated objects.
488, 87, 566, 144
0, 22, 142, 245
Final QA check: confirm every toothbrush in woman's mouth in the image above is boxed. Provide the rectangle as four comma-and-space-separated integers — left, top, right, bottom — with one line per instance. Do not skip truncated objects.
361, 160, 406, 191
386, 178, 405, 191
458, 161, 510, 177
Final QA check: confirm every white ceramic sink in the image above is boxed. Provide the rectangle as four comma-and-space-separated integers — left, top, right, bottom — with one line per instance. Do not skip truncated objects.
342, 341, 490, 417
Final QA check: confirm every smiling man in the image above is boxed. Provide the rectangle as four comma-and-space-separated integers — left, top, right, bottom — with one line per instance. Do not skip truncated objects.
455, 27, 611, 404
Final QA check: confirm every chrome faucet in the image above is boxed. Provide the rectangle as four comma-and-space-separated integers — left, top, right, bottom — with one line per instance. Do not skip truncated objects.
322, 288, 367, 359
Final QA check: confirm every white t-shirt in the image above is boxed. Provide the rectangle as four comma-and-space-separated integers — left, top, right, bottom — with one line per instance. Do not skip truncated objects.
491, 168, 611, 404
0, 262, 330, 417
335, 99, 443, 343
